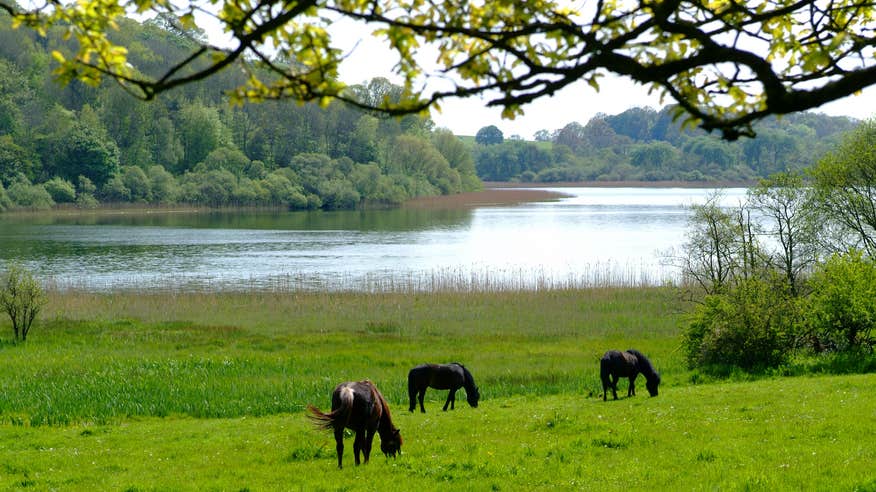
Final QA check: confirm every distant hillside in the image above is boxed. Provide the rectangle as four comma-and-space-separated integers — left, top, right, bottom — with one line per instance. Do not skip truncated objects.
0, 12, 479, 211
467, 109, 860, 183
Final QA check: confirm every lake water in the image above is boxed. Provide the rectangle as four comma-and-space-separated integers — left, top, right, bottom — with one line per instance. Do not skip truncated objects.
0, 187, 747, 292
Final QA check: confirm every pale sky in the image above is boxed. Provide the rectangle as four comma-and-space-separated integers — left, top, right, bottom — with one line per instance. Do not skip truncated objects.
331, 20, 876, 139
193, 12, 876, 140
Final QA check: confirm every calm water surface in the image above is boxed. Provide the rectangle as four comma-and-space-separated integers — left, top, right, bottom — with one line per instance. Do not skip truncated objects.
0, 187, 747, 291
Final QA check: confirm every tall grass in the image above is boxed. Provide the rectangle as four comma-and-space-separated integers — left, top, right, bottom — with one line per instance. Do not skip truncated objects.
0, 286, 683, 425
42, 261, 678, 293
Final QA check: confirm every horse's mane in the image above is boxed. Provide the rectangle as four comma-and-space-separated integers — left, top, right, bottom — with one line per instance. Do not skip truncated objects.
452, 362, 478, 393
367, 380, 397, 434
626, 349, 660, 382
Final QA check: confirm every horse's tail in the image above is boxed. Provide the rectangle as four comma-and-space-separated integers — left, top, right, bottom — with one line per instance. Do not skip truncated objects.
407, 366, 420, 390
307, 385, 354, 431
599, 353, 611, 382
626, 349, 659, 380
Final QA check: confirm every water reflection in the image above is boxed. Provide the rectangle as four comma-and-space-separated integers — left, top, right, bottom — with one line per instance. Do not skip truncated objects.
0, 187, 746, 291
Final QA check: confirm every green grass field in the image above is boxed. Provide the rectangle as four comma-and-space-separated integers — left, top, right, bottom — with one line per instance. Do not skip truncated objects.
0, 287, 874, 490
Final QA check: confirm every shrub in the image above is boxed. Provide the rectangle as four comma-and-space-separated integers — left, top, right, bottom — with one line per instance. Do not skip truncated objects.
121, 165, 152, 202
75, 175, 100, 208
43, 177, 77, 203
101, 174, 131, 202
683, 276, 798, 371
7, 178, 54, 210
805, 250, 876, 352
147, 165, 178, 204
0, 181, 11, 211
0, 263, 47, 342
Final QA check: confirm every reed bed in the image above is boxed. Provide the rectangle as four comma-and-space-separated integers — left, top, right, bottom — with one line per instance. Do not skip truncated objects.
43, 261, 679, 294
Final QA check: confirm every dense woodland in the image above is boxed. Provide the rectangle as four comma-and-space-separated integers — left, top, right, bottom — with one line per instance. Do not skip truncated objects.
0, 11, 863, 211
475, 109, 860, 183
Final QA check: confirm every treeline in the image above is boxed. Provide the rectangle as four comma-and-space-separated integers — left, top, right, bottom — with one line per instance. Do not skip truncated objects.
0, 12, 479, 211
473, 107, 860, 182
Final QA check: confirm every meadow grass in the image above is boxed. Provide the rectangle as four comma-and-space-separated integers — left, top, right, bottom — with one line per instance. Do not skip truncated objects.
0, 287, 873, 490
0, 376, 873, 490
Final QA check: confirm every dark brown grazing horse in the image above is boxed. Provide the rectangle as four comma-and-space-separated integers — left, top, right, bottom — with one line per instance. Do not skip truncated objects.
600, 349, 661, 401
307, 380, 402, 468
408, 362, 480, 413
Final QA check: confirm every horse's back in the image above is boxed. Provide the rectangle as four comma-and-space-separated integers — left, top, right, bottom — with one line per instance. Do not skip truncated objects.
332, 381, 381, 430
600, 350, 638, 378
409, 363, 464, 390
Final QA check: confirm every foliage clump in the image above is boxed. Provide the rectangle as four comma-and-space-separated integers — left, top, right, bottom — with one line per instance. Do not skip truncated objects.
805, 251, 876, 353
0, 263, 47, 342
683, 276, 798, 371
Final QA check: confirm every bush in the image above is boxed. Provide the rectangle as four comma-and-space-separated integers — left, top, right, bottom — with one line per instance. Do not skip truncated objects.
0, 263, 47, 342
7, 178, 55, 210
0, 181, 11, 211
43, 177, 77, 203
121, 166, 152, 202
683, 276, 798, 371
805, 250, 876, 352
101, 174, 131, 202
147, 165, 178, 204
75, 175, 100, 208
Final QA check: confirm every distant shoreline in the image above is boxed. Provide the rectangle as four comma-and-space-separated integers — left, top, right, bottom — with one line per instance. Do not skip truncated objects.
0, 181, 754, 216
484, 180, 756, 188
403, 180, 753, 209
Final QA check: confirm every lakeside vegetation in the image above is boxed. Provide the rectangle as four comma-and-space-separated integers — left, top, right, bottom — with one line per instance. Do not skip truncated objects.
0, 287, 873, 489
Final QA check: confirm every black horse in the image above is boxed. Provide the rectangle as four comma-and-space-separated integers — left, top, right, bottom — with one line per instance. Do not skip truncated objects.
408, 363, 480, 413
307, 380, 402, 468
600, 349, 661, 401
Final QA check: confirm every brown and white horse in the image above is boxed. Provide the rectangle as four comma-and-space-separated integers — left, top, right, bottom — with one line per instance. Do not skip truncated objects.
307, 380, 402, 468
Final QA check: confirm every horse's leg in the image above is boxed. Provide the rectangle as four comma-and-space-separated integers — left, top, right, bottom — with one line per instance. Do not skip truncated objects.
353, 430, 365, 466
443, 388, 457, 411
408, 385, 417, 413
363, 428, 376, 464
334, 427, 344, 469
418, 389, 426, 413
610, 375, 619, 400
628, 375, 637, 397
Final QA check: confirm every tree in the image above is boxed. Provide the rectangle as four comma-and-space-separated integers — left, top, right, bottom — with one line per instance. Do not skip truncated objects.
553, 122, 589, 155
0, 262, 47, 342
748, 172, 819, 295
52, 123, 121, 188
177, 102, 229, 172
9, 0, 872, 138
677, 194, 748, 295
810, 120, 876, 256
431, 129, 479, 191
475, 125, 504, 146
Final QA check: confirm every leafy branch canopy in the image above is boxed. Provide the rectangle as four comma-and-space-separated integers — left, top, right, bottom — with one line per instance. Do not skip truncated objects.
3, 0, 876, 139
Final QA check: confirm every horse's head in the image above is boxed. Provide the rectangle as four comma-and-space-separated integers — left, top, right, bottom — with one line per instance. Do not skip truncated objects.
646, 375, 660, 397
467, 387, 480, 408
381, 428, 402, 458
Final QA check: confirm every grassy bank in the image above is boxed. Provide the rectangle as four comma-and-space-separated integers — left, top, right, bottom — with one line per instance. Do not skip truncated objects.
0, 287, 873, 489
